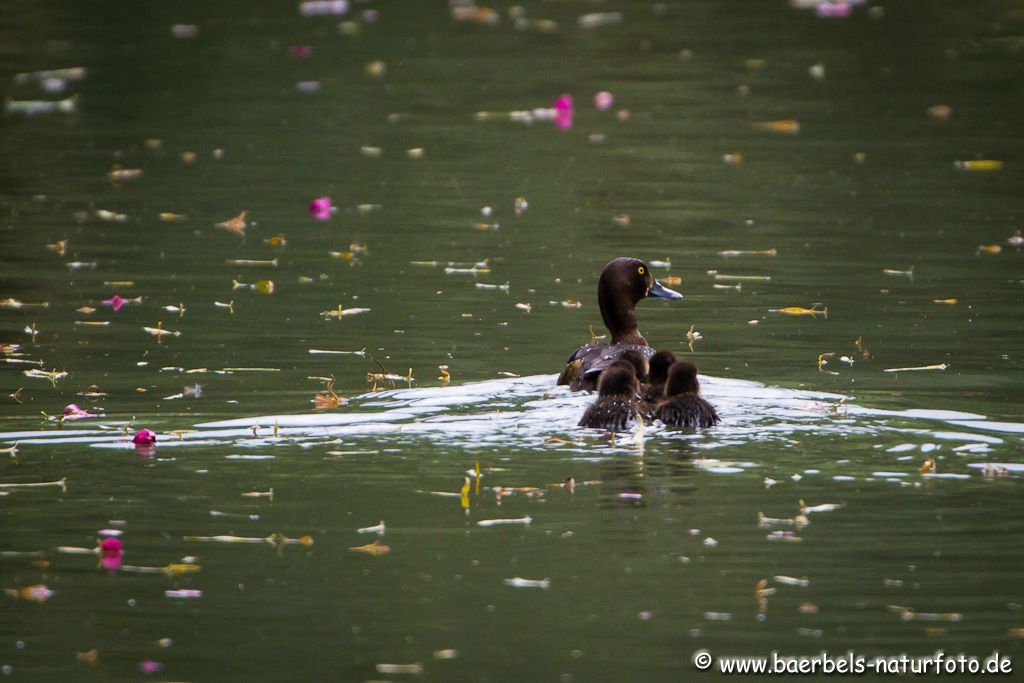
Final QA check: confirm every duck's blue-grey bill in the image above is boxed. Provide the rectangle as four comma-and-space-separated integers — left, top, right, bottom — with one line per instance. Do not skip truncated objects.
649, 280, 683, 300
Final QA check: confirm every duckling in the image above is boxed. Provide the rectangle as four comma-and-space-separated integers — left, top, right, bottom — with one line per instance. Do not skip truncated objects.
614, 348, 649, 383
578, 365, 641, 432
638, 350, 678, 420
642, 350, 677, 402
657, 361, 719, 429
558, 257, 682, 391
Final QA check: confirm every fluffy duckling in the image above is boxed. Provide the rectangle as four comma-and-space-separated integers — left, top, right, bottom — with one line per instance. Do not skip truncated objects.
642, 350, 677, 403
614, 348, 649, 383
657, 361, 720, 429
578, 365, 641, 432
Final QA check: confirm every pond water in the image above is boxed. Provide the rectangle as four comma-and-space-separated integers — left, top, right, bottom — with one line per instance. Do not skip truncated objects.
2, 0, 1023, 680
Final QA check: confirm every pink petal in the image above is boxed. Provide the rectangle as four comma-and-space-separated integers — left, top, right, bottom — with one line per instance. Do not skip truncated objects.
138, 660, 163, 674
594, 91, 614, 111
100, 537, 124, 558
132, 428, 157, 445
103, 295, 126, 312
309, 196, 333, 221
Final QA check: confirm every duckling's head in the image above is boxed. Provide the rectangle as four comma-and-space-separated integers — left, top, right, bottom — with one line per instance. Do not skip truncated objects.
648, 350, 678, 385
664, 361, 701, 397
598, 364, 639, 397
616, 349, 649, 382
597, 258, 683, 344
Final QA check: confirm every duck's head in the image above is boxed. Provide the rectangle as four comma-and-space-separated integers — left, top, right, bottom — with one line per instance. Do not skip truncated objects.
615, 349, 650, 382
597, 364, 640, 397
664, 361, 701, 397
648, 350, 678, 385
597, 258, 683, 344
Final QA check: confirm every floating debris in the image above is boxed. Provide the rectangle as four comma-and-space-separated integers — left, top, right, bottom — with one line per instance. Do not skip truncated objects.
773, 575, 810, 587
578, 12, 622, 29
754, 119, 800, 134
165, 589, 202, 599
375, 663, 422, 676
143, 324, 182, 340
0, 298, 49, 310
14, 66, 87, 84
4, 584, 55, 603
718, 249, 777, 257
883, 267, 914, 278
232, 279, 274, 294
451, 5, 500, 24
349, 539, 390, 556
308, 348, 366, 356
475, 282, 510, 291
107, 166, 142, 182
185, 532, 312, 547
5, 94, 78, 116
215, 211, 247, 235
769, 306, 827, 318
95, 209, 127, 223
242, 488, 273, 499
477, 516, 532, 527
799, 499, 843, 514
226, 258, 278, 267
23, 368, 68, 385
357, 521, 386, 535
320, 306, 371, 319
709, 272, 771, 282
504, 577, 550, 589
954, 160, 1002, 172
882, 363, 948, 373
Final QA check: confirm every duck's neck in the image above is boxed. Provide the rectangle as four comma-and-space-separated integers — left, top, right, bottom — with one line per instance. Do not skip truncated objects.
599, 288, 647, 346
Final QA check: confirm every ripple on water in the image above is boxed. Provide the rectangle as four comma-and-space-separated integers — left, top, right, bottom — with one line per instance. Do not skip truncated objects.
0, 375, 1020, 467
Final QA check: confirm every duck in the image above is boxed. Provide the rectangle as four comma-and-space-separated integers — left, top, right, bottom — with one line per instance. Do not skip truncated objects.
558, 257, 683, 391
578, 364, 641, 432
641, 350, 677, 403
657, 361, 720, 429
638, 350, 678, 419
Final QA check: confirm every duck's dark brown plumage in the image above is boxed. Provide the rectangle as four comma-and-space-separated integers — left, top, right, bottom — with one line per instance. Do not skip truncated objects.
558, 258, 682, 391
657, 361, 720, 429
578, 365, 641, 431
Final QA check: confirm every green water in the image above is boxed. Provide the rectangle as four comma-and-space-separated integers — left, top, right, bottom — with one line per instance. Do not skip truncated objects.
2, 1, 1023, 680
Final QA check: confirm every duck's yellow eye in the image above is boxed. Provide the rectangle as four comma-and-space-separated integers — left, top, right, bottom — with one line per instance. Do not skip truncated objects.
637, 266, 645, 275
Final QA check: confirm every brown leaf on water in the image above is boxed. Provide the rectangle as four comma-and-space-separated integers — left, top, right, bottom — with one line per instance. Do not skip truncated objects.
76, 649, 99, 665
754, 119, 800, 134
349, 539, 390, 556
215, 211, 247, 235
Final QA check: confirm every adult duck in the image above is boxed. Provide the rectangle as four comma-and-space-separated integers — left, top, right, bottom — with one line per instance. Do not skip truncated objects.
557, 257, 682, 391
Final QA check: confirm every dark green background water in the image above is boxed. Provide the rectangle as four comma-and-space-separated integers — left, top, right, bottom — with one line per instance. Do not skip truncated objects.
2, 1, 1023, 680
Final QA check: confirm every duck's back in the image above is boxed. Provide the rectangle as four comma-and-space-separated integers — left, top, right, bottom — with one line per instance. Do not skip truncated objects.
658, 394, 720, 429
558, 344, 653, 391
578, 395, 639, 431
